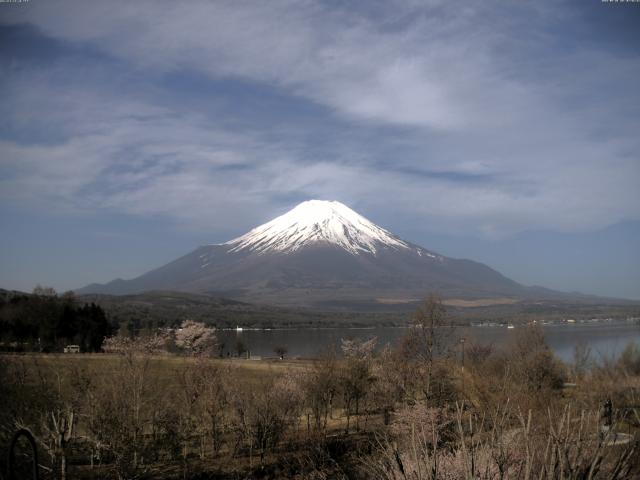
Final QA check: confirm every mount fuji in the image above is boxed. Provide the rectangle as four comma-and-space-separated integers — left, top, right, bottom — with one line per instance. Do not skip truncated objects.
78, 200, 539, 307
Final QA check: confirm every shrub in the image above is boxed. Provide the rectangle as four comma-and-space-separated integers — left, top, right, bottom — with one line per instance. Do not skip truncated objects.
619, 342, 640, 375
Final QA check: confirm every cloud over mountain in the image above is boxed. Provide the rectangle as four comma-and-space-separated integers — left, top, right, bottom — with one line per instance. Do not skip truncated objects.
2, 1, 639, 237
1, 1, 639, 297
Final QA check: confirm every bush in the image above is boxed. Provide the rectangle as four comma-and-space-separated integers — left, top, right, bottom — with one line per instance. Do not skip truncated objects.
619, 342, 640, 375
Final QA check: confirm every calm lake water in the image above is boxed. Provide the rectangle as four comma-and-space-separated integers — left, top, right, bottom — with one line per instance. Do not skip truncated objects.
217, 320, 640, 363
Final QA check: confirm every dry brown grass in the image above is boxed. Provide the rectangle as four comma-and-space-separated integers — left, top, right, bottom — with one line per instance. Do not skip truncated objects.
442, 298, 519, 307
2, 332, 639, 480
0, 353, 314, 387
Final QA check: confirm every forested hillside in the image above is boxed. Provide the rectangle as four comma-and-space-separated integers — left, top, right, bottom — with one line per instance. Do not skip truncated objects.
0, 288, 112, 352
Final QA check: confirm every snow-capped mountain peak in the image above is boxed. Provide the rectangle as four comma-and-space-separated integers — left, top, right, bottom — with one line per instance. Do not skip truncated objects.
79, 200, 528, 303
224, 200, 411, 255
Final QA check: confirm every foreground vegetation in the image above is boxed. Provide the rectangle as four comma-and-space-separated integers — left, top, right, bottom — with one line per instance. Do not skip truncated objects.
1, 295, 639, 479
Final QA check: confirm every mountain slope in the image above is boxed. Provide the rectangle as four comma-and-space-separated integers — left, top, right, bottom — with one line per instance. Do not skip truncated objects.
77, 200, 540, 307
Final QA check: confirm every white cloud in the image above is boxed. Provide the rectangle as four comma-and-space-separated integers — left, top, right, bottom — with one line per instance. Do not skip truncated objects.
0, 0, 526, 130
0, 0, 639, 238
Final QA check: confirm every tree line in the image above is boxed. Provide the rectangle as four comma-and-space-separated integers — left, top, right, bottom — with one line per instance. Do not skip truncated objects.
0, 287, 113, 352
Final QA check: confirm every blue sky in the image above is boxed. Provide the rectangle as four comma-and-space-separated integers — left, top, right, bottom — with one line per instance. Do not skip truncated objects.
0, 0, 639, 299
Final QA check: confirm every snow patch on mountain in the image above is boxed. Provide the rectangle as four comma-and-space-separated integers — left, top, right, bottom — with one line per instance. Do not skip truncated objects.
223, 200, 413, 256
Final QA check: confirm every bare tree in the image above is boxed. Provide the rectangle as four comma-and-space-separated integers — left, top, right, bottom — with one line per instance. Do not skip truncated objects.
235, 339, 247, 358
372, 345, 409, 425
9, 362, 93, 480
304, 348, 339, 433
172, 357, 232, 470
199, 362, 232, 456
403, 294, 454, 401
274, 345, 288, 360
231, 373, 303, 466
365, 402, 635, 480
90, 338, 159, 479
32, 285, 57, 297
37, 367, 90, 480
511, 324, 566, 394
340, 337, 377, 433
572, 341, 592, 380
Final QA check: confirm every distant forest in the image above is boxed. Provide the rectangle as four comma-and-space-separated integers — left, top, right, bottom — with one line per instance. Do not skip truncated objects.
0, 287, 113, 352
1, 286, 639, 354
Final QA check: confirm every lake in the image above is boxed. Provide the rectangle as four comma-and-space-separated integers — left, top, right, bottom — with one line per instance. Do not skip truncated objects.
217, 319, 640, 363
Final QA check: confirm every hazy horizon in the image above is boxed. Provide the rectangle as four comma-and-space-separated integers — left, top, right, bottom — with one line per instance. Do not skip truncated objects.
1, 1, 639, 299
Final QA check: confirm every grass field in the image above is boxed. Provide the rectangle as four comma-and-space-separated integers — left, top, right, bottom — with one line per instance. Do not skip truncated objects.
2, 333, 639, 480
1, 352, 370, 479
2, 352, 317, 396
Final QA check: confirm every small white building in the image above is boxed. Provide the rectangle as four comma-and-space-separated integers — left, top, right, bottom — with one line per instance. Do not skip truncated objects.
63, 345, 80, 353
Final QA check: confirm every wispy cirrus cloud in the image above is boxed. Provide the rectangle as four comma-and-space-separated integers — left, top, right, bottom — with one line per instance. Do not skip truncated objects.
0, 0, 639, 242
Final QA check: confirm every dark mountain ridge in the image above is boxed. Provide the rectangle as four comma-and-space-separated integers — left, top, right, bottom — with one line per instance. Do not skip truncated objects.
76, 200, 631, 309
